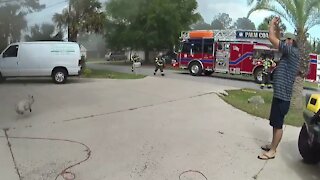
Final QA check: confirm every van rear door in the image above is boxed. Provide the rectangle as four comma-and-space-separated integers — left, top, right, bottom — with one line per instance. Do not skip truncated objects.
0, 45, 19, 77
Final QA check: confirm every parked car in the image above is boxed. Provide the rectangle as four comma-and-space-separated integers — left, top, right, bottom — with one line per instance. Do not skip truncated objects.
298, 94, 320, 164
161, 51, 177, 65
0, 41, 82, 84
105, 52, 127, 61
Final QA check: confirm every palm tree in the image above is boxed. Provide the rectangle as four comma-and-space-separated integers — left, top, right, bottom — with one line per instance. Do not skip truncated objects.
247, 0, 320, 110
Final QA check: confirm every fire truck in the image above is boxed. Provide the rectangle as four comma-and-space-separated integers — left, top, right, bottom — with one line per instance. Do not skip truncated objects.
173, 29, 319, 84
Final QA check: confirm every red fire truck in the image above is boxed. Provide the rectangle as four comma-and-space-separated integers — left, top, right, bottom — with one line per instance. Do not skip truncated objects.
173, 30, 318, 84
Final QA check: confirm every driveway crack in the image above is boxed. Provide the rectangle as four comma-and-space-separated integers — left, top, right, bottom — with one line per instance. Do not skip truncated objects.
3, 128, 22, 180
63, 91, 217, 122
252, 161, 268, 179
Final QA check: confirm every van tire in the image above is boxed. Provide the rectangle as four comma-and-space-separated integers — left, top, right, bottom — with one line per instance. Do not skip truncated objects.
52, 68, 68, 84
189, 62, 202, 76
0, 72, 5, 83
298, 124, 320, 164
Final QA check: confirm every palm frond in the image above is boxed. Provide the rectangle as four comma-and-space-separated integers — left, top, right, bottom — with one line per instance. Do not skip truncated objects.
248, 2, 294, 28
304, 0, 320, 30
305, 0, 320, 14
247, 0, 255, 5
248, 0, 320, 34
306, 12, 320, 30
247, 0, 268, 17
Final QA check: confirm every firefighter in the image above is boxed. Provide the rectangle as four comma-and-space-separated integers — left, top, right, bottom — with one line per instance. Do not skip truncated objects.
260, 57, 276, 89
131, 53, 140, 72
154, 52, 165, 76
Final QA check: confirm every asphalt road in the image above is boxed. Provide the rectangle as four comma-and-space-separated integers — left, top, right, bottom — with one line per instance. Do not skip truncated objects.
87, 61, 319, 95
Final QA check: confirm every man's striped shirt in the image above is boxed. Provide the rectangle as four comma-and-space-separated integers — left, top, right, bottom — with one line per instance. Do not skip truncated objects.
273, 41, 300, 101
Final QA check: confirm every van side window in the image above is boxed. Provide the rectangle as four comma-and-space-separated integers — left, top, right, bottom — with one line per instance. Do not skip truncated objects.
3, 45, 18, 58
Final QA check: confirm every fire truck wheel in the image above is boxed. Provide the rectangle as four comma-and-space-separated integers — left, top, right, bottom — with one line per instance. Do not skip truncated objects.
0, 72, 6, 83
204, 70, 213, 76
254, 67, 263, 84
189, 62, 202, 76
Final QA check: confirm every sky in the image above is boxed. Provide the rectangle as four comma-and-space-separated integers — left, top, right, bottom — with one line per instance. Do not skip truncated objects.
26, 0, 320, 39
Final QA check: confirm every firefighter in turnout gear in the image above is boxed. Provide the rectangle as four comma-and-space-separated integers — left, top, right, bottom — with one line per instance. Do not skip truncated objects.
154, 53, 165, 76
260, 58, 276, 89
131, 53, 140, 72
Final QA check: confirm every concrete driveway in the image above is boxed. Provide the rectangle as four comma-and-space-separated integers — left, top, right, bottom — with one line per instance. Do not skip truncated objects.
0, 77, 319, 180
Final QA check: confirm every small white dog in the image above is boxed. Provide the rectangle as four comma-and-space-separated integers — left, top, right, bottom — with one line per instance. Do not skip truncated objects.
15, 95, 34, 115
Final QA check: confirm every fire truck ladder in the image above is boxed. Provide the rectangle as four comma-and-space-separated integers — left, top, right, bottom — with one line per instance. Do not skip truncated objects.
213, 30, 238, 42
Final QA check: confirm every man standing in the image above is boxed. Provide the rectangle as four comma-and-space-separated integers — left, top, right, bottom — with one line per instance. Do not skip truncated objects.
258, 17, 300, 160
131, 53, 140, 72
154, 52, 165, 76
260, 57, 276, 89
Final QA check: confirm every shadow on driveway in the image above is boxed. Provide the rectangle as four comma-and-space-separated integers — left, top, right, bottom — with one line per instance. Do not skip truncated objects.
0, 78, 93, 85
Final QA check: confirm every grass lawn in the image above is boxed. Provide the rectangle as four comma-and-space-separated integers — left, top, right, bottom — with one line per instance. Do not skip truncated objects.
82, 68, 146, 79
221, 89, 305, 127
304, 81, 319, 89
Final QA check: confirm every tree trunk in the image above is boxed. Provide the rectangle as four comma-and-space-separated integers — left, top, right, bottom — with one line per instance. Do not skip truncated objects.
290, 76, 304, 111
290, 28, 309, 110
69, 19, 78, 42
70, 29, 78, 42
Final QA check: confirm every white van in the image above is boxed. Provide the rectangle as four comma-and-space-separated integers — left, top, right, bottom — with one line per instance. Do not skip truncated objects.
0, 41, 82, 84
